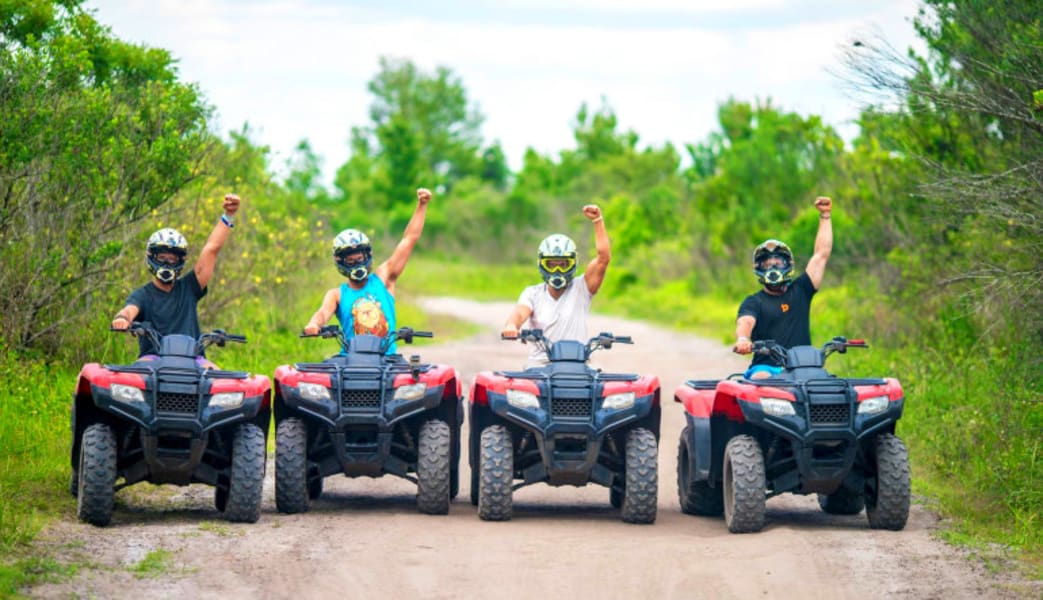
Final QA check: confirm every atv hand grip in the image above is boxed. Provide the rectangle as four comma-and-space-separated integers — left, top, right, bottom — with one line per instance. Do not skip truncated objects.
615, 336, 633, 344
226, 334, 247, 343
412, 331, 434, 338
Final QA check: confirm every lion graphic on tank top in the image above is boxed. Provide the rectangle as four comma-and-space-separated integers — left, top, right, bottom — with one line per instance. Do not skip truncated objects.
351, 297, 389, 337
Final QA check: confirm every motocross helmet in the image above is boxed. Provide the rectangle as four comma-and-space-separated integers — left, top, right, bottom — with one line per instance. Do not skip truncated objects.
333, 228, 373, 281
753, 239, 794, 289
538, 234, 578, 290
146, 228, 188, 284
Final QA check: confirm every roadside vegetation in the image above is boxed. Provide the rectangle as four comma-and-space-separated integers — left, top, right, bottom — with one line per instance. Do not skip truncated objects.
1, 0, 1039, 593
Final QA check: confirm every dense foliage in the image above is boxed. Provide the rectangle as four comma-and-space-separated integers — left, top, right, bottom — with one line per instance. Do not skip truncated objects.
0, 0, 1039, 591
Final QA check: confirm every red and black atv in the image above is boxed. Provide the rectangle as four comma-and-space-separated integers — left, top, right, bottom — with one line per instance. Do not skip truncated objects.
469, 329, 661, 523
272, 325, 463, 515
71, 324, 271, 526
674, 337, 909, 533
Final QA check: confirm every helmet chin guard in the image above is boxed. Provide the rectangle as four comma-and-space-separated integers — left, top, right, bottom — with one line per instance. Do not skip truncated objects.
545, 273, 572, 290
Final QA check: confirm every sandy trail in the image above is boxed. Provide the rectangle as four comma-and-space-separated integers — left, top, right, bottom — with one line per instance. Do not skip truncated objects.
28, 298, 1033, 599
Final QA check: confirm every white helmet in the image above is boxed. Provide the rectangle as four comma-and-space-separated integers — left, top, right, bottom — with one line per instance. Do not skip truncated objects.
537, 234, 577, 290
332, 228, 372, 281
146, 228, 188, 283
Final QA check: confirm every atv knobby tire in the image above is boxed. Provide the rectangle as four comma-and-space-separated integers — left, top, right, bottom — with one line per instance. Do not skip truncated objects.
818, 487, 866, 515
723, 435, 766, 533
477, 425, 513, 521
677, 433, 723, 516
621, 428, 658, 524
866, 433, 910, 530
416, 419, 452, 515
223, 423, 266, 523
76, 423, 117, 526
275, 417, 310, 514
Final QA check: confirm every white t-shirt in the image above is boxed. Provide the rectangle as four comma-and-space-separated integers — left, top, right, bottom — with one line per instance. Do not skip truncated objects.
518, 275, 593, 367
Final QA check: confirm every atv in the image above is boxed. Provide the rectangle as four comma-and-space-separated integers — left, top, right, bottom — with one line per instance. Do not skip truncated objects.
468, 329, 661, 523
272, 325, 463, 515
71, 324, 271, 526
674, 336, 909, 533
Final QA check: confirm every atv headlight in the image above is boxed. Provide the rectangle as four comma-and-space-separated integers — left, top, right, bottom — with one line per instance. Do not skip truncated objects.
857, 395, 889, 415
209, 392, 244, 409
602, 392, 635, 410
506, 389, 540, 410
394, 383, 427, 401
298, 382, 330, 401
760, 397, 796, 417
110, 384, 145, 404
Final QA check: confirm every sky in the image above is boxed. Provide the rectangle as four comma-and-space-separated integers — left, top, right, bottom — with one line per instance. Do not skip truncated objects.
85, 0, 924, 184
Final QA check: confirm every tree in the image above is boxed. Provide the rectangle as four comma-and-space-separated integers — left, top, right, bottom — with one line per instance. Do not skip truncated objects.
840, 0, 1043, 335
0, 0, 211, 349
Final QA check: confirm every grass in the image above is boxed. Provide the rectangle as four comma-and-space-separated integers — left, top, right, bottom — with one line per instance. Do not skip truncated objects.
131, 549, 174, 579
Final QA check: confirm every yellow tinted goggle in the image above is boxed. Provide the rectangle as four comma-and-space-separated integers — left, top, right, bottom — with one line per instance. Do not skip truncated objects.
540, 256, 576, 273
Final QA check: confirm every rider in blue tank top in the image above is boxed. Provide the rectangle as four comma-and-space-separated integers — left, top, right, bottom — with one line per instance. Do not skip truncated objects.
335, 276, 397, 353
304, 188, 433, 356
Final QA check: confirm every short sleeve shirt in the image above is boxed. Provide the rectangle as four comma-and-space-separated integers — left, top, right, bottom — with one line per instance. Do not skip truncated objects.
738, 272, 817, 366
126, 271, 207, 357
518, 275, 593, 366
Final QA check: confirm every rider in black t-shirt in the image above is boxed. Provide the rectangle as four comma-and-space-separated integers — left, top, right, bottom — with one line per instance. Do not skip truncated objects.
734, 196, 833, 379
110, 194, 242, 367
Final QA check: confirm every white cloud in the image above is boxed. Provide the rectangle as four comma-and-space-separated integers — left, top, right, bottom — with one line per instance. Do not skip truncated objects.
87, 0, 923, 183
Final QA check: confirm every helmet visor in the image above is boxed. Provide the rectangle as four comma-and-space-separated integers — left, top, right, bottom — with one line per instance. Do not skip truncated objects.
540, 256, 576, 273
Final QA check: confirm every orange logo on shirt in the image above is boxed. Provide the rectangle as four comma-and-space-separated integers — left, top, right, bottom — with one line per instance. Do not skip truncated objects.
781, 303, 790, 313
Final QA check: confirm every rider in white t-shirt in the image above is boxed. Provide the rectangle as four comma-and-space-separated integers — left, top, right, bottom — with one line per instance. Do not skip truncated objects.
501, 205, 611, 368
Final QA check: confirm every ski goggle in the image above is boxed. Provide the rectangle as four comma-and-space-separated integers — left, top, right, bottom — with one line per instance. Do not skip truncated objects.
540, 256, 576, 273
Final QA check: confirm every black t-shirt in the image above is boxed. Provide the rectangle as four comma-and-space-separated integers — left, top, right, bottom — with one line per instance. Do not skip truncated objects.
126, 271, 207, 356
738, 272, 817, 366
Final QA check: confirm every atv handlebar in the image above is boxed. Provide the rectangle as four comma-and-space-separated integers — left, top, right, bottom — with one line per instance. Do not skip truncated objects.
112, 322, 246, 353
752, 336, 868, 368
504, 329, 633, 359
300, 324, 433, 352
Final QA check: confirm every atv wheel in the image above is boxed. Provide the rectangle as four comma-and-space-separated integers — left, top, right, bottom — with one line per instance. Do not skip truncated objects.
223, 423, 265, 523
621, 428, 657, 524
308, 471, 323, 500
722, 435, 765, 533
477, 425, 513, 521
416, 419, 452, 515
77, 423, 117, 526
818, 487, 865, 515
866, 434, 910, 530
678, 433, 723, 516
276, 417, 310, 514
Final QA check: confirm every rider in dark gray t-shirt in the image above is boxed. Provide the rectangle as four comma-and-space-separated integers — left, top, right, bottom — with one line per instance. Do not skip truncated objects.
111, 194, 243, 364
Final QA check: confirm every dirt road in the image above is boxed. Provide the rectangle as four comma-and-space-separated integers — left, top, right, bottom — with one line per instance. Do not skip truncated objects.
29, 298, 1032, 599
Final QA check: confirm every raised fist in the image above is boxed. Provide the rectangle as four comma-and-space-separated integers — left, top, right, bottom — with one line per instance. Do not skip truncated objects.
814, 196, 832, 213
582, 204, 602, 221
417, 188, 433, 205
223, 193, 241, 215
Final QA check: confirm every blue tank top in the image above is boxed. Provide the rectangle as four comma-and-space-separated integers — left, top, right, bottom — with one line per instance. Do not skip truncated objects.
336, 275, 397, 354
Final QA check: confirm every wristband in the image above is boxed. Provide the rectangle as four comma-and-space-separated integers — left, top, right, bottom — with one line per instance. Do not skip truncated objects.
737, 336, 750, 343
220, 214, 235, 228
592, 216, 603, 223
113, 314, 129, 323
820, 212, 831, 220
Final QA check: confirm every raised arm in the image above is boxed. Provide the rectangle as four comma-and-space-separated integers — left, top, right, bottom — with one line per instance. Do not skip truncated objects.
581, 204, 610, 294
194, 194, 241, 289
303, 288, 342, 335
375, 188, 432, 295
805, 196, 833, 290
